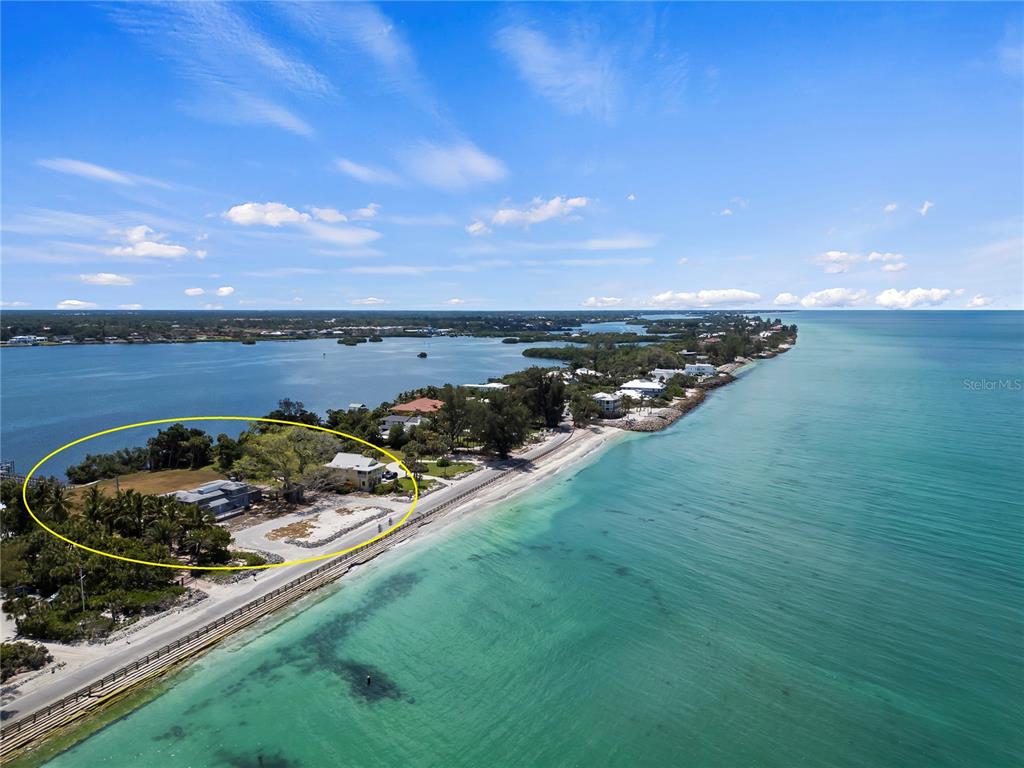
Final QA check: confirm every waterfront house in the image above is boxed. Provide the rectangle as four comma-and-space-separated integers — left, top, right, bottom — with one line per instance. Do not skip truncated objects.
168, 480, 262, 521
592, 392, 622, 416
324, 452, 385, 490
380, 413, 428, 435
461, 382, 509, 391
684, 363, 716, 376
649, 368, 688, 382
618, 379, 667, 397
392, 397, 444, 415
348, 403, 369, 413
5, 336, 38, 346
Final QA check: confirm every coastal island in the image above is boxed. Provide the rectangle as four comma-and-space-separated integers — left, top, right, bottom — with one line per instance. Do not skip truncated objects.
0, 312, 796, 759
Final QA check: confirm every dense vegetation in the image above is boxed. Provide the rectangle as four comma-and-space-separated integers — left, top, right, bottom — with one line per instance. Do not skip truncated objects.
1, 641, 52, 681
1, 479, 230, 642
65, 424, 214, 483
0, 312, 796, 654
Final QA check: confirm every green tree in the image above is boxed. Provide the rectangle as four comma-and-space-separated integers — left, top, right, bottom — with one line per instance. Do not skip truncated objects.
264, 398, 322, 426
387, 422, 408, 449
234, 427, 341, 491
568, 393, 600, 427
434, 384, 473, 452
147, 424, 212, 470
213, 433, 244, 473
475, 391, 530, 459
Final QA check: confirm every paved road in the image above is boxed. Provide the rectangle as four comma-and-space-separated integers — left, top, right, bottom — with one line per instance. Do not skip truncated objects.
1, 426, 575, 722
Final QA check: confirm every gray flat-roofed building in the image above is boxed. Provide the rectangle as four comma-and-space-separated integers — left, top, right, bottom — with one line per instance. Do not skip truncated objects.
168, 480, 261, 521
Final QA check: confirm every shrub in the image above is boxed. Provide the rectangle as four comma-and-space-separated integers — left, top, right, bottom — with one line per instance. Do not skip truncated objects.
1, 641, 52, 681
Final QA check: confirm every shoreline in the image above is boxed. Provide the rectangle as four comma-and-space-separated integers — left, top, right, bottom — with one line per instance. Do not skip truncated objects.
0, 351, 787, 761
0, 424, 627, 762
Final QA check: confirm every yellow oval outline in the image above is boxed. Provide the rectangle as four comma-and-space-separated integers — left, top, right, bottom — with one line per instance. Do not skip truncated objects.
21, 416, 419, 571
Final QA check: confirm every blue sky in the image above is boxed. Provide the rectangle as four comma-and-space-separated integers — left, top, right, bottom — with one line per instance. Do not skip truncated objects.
1, 2, 1021, 311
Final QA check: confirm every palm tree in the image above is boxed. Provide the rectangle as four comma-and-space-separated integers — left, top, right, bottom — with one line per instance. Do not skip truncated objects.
82, 485, 106, 525
43, 484, 72, 523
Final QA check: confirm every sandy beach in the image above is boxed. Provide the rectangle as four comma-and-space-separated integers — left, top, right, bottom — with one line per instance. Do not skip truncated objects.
0, 423, 626, 729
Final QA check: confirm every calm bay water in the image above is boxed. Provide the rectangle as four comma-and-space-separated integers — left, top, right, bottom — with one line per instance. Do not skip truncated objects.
0, 336, 559, 475
26, 312, 1024, 766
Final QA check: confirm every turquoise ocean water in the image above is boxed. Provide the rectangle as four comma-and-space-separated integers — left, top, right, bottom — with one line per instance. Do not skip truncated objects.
30, 312, 1024, 766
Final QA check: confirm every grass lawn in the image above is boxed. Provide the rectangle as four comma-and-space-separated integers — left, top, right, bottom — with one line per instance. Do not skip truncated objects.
396, 476, 434, 493
71, 467, 227, 499
422, 461, 476, 478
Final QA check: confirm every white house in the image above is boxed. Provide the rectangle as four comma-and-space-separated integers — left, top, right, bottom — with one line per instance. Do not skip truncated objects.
618, 379, 666, 397
684, 363, 716, 376
324, 452, 386, 490
592, 392, 622, 416
380, 413, 427, 435
648, 368, 687, 381
575, 367, 604, 378
461, 382, 509, 391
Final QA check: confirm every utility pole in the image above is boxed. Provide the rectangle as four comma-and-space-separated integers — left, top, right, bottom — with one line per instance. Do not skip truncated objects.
78, 563, 86, 614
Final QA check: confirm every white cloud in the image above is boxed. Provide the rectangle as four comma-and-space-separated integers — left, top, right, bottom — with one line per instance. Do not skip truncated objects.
276, 3, 436, 114
814, 250, 861, 274
444, 298, 466, 305
311, 207, 347, 223
118, 304, 143, 310
919, 201, 934, 216
0, 301, 30, 307
494, 24, 619, 119
351, 296, 387, 305
201, 303, 223, 310
79, 272, 133, 286
800, 288, 868, 308
302, 221, 381, 247
884, 202, 899, 213
626, 193, 636, 201
731, 196, 749, 209
875, 288, 952, 309
223, 202, 311, 227
677, 257, 689, 265
108, 2, 330, 136
401, 141, 506, 190
774, 292, 800, 306
648, 288, 761, 307
334, 157, 401, 185
109, 241, 190, 260
222, 202, 380, 247
352, 203, 381, 220
582, 296, 624, 307
967, 294, 993, 308
493, 196, 589, 227
465, 220, 491, 237
38, 158, 133, 186
105, 226, 192, 260
184, 287, 205, 296
195, 249, 208, 260
56, 299, 98, 310
215, 286, 235, 296
881, 263, 907, 273
123, 225, 156, 243
718, 208, 733, 217
867, 251, 904, 262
